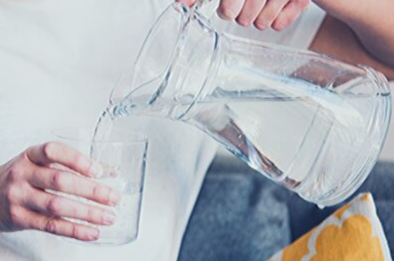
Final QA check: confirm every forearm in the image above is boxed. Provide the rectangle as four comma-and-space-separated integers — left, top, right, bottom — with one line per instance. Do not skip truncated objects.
313, 0, 394, 68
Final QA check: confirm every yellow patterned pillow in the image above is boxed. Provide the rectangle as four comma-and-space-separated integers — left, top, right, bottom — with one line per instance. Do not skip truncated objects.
269, 193, 392, 261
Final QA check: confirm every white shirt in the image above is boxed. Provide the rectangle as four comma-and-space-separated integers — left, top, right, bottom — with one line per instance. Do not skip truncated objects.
0, 1, 325, 260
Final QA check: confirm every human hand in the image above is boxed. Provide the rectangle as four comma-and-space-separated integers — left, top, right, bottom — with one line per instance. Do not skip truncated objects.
0, 142, 120, 241
176, 0, 310, 31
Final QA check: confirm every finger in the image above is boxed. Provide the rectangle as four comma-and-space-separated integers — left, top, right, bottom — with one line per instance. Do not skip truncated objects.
254, 0, 289, 30
217, 0, 245, 20
28, 167, 120, 206
24, 189, 116, 226
175, 0, 196, 6
272, 0, 309, 31
236, 0, 267, 27
26, 142, 103, 178
22, 209, 100, 241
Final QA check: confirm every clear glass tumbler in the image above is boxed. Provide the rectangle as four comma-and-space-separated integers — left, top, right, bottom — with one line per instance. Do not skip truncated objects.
53, 127, 148, 246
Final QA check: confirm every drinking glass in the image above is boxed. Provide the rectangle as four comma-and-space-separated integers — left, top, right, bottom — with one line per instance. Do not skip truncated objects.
53, 127, 148, 246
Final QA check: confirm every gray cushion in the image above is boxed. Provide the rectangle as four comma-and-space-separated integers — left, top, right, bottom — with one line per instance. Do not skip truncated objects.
178, 157, 291, 261
179, 155, 394, 260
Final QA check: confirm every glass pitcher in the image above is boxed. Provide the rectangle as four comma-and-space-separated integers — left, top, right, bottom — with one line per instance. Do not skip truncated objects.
108, 2, 391, 206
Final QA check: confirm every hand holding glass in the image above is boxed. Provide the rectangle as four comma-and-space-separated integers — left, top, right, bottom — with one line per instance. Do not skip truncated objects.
54, 128, 148, 245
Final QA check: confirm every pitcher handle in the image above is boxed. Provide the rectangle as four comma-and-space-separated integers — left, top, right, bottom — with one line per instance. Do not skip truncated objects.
193, 0, 218, 20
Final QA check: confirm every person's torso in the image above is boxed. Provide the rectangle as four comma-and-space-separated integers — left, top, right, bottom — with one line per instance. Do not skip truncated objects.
0, 1, 325, 260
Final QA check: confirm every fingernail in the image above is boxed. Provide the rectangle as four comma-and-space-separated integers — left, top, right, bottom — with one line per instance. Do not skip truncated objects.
217, 9, 236, 20
274, 23, 287, 31
255, 22, 267, 30
87, 229, 99, 240
237, 19, 251, 27
103, 211, 117, 225
185, 0, 195, 6
90, 161, 104, 177
110, 190, 121, 205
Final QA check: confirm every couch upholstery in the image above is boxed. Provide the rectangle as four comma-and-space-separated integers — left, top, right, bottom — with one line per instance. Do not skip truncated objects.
178, 155, 394, 261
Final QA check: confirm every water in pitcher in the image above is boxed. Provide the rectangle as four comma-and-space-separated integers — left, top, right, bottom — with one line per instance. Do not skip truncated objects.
186, 92, 368, 195
90, 65, 372, 204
